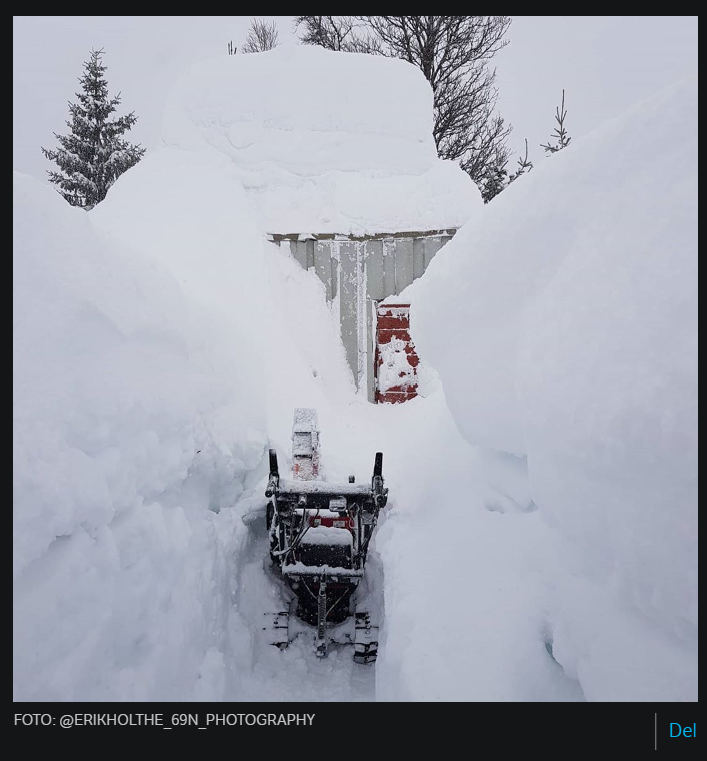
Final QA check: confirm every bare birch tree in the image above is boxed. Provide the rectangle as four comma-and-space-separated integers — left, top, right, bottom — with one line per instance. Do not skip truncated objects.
242, 18, 280, 54
295, 15, 512, 201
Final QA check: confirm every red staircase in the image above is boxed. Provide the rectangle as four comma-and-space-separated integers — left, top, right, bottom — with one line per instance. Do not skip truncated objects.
374, 304, 419, 404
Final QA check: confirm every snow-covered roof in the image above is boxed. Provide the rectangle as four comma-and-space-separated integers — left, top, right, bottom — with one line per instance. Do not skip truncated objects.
162, 45, 480, 235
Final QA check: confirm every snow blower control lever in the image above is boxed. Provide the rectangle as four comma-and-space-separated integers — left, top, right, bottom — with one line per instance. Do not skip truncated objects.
265, 449, 279, 498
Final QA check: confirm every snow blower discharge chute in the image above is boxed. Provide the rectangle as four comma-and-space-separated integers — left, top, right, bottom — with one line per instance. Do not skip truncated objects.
264, 409, 388, 662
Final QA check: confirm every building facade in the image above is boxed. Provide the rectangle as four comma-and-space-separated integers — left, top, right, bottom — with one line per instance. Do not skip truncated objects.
270, 229, 456, 402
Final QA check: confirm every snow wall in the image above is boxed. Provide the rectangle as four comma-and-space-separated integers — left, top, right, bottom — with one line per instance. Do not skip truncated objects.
13, 147, 352, 699
406, 77, 698, 701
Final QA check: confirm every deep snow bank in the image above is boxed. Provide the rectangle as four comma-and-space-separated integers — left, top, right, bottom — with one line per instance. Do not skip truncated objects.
90, 147, 355, 451
13, 150, 353, 699
161, 45, 480, 234
13, 171, 267, 699
408, 78, 698, 700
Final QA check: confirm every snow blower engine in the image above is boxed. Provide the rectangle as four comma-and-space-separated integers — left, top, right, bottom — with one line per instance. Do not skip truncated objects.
264, 408, 388, 662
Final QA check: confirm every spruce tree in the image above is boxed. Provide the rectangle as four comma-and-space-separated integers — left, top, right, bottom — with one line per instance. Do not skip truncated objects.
480, 150, 509, 202
508, 138, 534, 183
42, 49, 145, 209
541, 89, 572, 155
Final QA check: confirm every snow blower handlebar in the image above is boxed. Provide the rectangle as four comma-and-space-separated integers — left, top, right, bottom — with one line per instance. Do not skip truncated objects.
372, 452, 388, 509
265, 448, 280, 498
266, 449, 387, 508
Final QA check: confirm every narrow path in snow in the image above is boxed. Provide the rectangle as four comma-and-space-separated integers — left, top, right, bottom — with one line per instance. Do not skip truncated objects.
223, 397, 586, 702
231, 506, 380, 701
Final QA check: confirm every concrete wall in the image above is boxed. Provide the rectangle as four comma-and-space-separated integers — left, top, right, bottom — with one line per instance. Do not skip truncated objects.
270, 230, 456, 401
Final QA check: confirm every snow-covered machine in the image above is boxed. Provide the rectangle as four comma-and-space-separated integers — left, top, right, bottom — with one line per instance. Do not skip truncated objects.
264, 409, 388, 662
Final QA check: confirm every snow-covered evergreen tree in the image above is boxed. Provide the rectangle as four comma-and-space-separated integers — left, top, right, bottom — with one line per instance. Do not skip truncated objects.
41, 49, 145, 209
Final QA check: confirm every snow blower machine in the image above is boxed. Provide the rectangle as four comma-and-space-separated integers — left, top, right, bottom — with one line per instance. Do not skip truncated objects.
264, 409, 388, 663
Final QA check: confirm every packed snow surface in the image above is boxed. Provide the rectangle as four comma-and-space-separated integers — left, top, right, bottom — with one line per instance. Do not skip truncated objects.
161, 45, 480, 234
407, 76, 698, 701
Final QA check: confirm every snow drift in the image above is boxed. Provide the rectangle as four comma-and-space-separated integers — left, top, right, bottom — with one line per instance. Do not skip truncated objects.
13, 170, 265, 700
161, 45, 480, 234
13, 149, 352, 699
407, 77, 698, 701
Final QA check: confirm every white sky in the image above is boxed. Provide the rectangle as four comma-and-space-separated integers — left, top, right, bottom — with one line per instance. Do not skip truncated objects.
13, 16, 698, 181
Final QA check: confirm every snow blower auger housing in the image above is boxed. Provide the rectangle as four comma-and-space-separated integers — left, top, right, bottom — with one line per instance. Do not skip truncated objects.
264, 412, 388, 663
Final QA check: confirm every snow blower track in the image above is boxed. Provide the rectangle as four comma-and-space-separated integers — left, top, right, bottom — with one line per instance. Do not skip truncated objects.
233, 507, 381, 701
